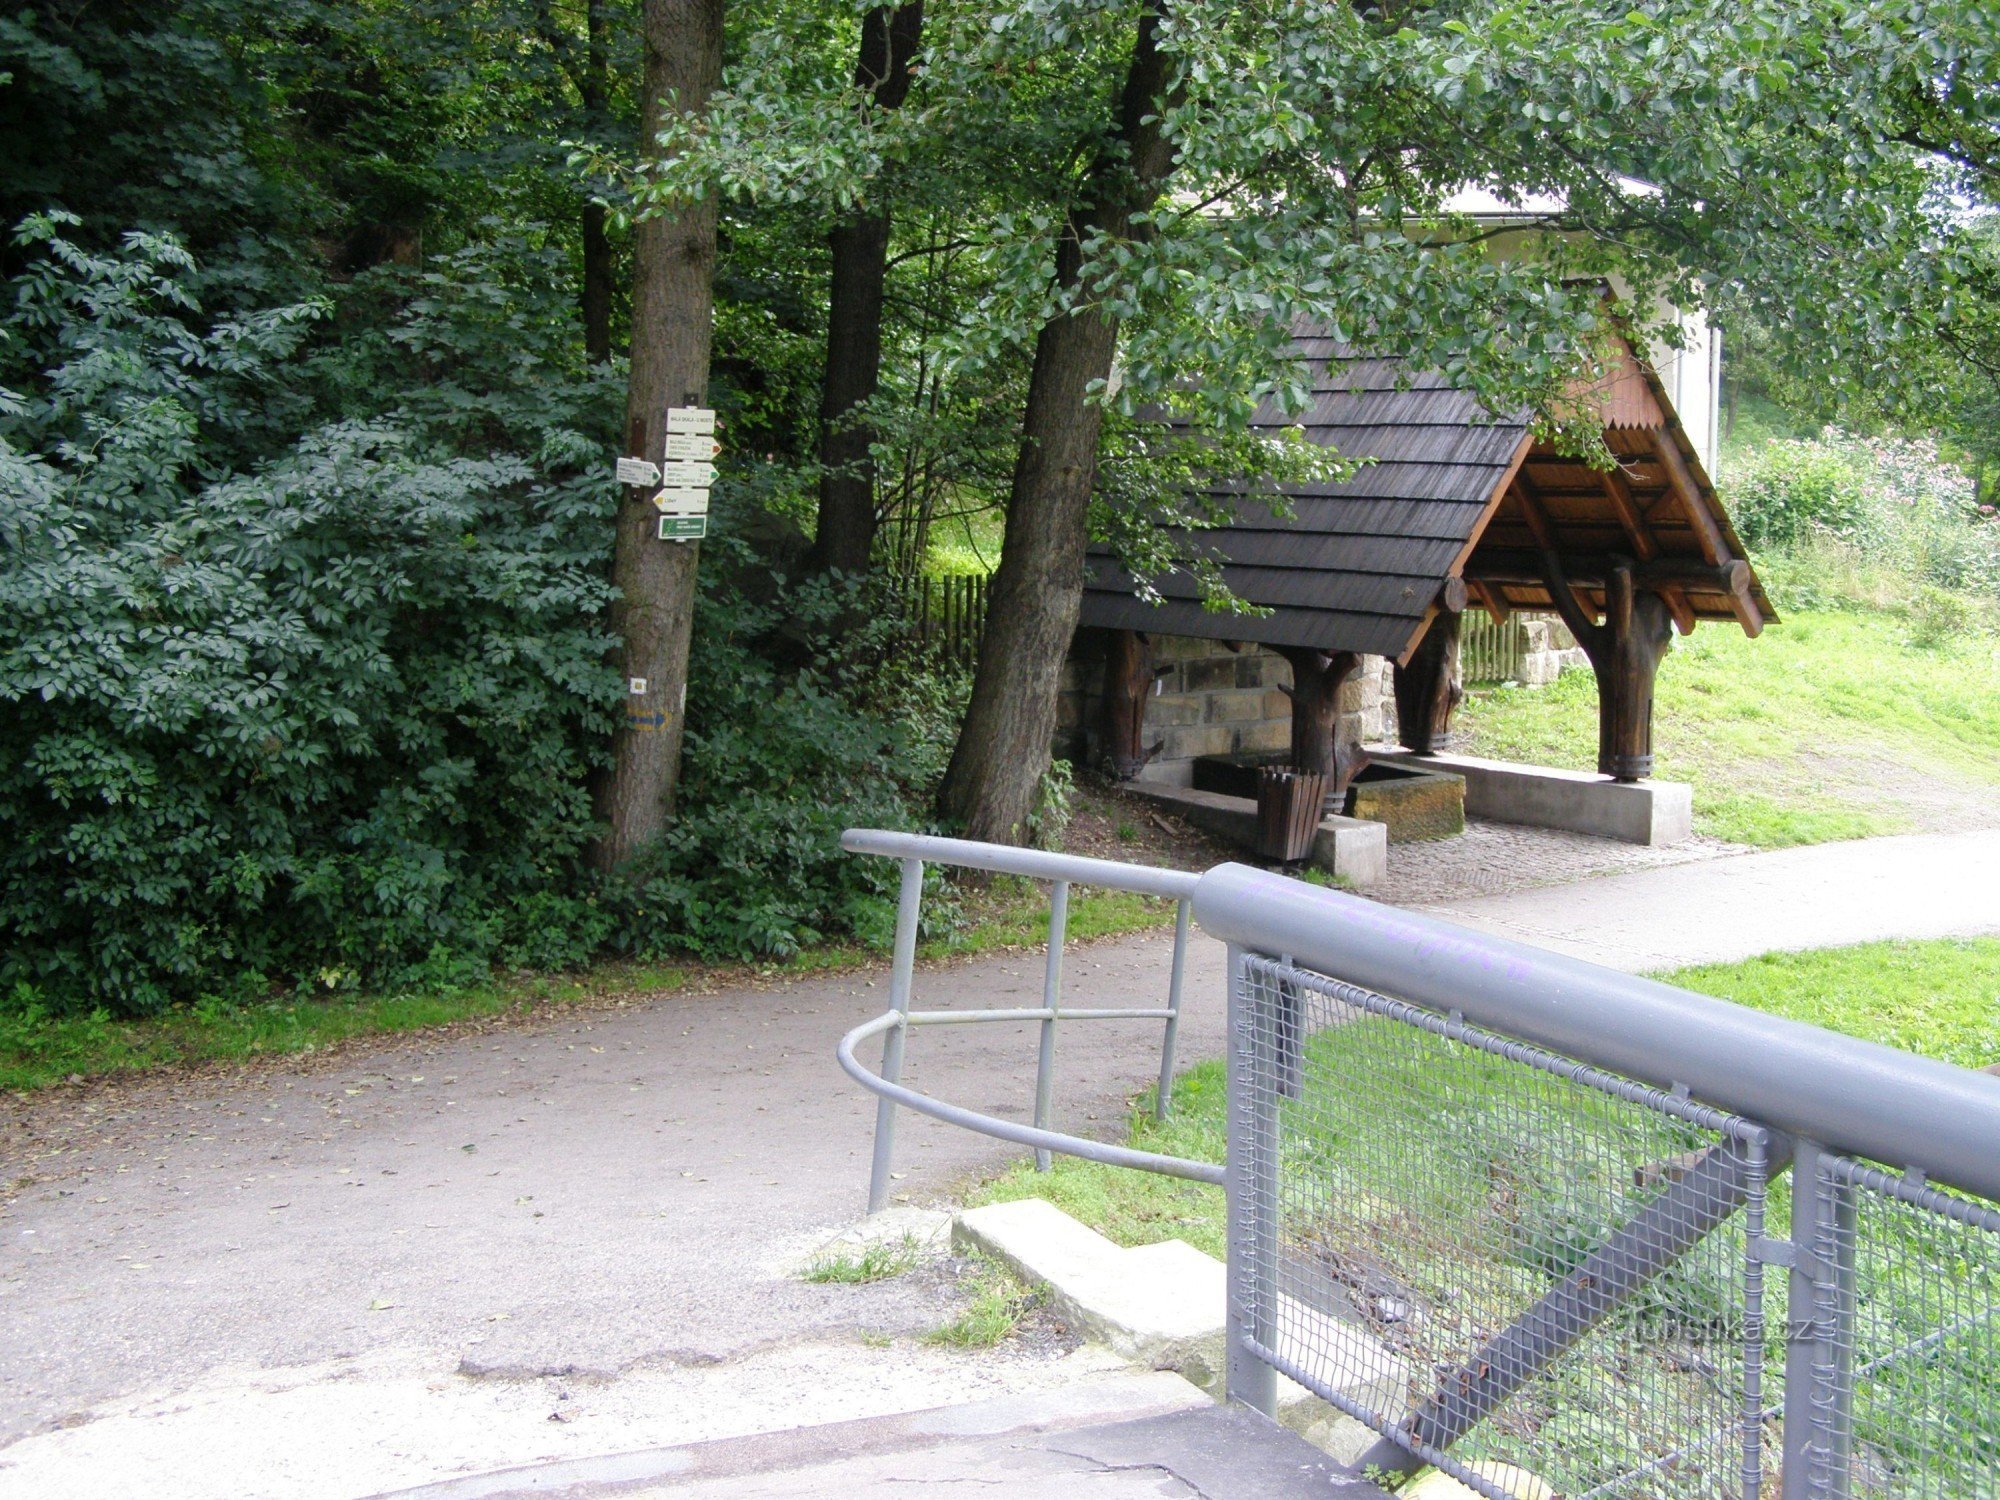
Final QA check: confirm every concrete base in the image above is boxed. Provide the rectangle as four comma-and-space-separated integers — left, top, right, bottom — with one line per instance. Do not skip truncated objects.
955, 1199, 1408, 1468
1121, 782, 1389, 887
1368, 749, 1693, 847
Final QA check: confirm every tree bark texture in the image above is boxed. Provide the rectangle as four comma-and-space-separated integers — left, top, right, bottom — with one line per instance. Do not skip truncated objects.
590, 0, 722, 872
938, 3, 1177, 841
810, 1, 924, 578
1393, 609, 1464, 755
1098, 628, 1158, 779
1279, 647, 1368, 805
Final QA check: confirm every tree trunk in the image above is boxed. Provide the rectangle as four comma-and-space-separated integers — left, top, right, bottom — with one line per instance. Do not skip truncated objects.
937, 3, 1176, 841
1279, 647, 1367, 806
580, 0, 614, 364
1098, 628, 1157, 778
1393, 609, 1464, 755
809, 1, 924, 578
589, 0, 722, 872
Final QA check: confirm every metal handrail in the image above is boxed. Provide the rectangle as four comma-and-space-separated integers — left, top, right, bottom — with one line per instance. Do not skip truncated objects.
1191, 861, 2000, 1202
837, 1014, 1224, 1184
839, 829, 1205, 1210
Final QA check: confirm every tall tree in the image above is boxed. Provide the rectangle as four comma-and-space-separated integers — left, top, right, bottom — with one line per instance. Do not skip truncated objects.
591, 0, 724, 870
809, 0, 925, 578
936, 2, 1177, 841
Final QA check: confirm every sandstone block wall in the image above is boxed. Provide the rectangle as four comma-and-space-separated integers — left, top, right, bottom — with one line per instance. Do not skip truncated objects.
1058, 633, 1399, 780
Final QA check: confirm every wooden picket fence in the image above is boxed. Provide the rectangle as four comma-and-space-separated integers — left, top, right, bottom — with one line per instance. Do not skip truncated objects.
897, 573, 988, 668
1459, 610, 1529, 684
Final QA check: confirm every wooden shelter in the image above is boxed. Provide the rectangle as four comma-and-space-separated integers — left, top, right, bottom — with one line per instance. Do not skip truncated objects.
1079, 325, 1772, 797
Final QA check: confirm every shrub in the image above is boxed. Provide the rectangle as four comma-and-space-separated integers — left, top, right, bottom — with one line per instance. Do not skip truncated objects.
1726, 438, 1869, 549
0, 217, 621, 1012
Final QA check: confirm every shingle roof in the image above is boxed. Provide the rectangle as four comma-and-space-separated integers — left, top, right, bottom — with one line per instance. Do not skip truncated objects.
1080, 336, 1533, 659
1079, 327, 1770, 660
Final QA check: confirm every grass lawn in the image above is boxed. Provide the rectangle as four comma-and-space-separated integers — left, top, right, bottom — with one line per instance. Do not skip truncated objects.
1456, 604, 2000, 847
0, 879, 1178, 1093
973, 936, 2000, 1238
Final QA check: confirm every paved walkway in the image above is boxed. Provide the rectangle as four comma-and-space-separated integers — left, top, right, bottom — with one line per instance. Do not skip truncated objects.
4, 828, 1998, 1496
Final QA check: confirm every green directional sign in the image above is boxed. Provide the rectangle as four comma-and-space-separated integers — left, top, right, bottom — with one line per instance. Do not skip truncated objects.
657, 514, 708, 542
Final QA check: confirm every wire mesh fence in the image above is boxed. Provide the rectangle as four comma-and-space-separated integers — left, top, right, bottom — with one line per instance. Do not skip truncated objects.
1788, 1155, 2000, 1498
1235, 955, 1774, 1499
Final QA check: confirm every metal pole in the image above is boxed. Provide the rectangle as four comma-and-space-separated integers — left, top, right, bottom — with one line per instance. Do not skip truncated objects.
1224, 944, 1278, 1416
1033, 880, 1069, 1172
1156, 897, 1190, 1120
1781, 1140, 1856, 1500
866, 857, 925, 1213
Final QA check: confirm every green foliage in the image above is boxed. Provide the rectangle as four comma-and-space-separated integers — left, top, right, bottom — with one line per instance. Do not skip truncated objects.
1727, 440, 1872, 550
603, 546, 965, 961
0, 216, 623, 1013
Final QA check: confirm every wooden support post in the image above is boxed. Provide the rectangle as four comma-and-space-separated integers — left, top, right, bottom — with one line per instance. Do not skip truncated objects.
1393, 608, 1463, 756
1591, 566, 1674, 781
1098, 628, 1159, 780
1278, 647, 1367, 807
1516, 482, 1671, 783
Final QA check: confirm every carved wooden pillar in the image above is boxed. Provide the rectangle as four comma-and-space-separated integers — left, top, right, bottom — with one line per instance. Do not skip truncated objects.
1393, 608, 1464, 756
1587, 567, 1674, 781
1278, 646, 1368, 805
1098, 628, 1158, 780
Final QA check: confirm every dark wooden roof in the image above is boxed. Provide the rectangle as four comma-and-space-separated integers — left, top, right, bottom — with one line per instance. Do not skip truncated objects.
1079, 328, 1771, 662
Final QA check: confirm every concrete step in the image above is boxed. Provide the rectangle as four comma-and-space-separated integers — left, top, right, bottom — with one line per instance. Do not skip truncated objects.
954, 1198, 1409, 1466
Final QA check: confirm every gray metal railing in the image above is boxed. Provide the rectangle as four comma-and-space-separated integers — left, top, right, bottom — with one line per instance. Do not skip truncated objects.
838, 833, 2000, 1498
836, 830, 1211, 1213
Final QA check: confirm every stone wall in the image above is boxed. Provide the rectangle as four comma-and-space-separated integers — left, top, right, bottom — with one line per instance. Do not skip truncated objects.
1058, 633, 1399, 783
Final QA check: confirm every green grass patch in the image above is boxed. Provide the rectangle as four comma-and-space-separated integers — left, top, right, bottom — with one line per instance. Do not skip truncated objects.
1457, 605, 2000, 847
926, 1254, 1034, 1348
802, 1235, 921, 1284
969, 1061, 1228, 1258
1665, 937, 2000, 1069
0, 882, 1176, 1093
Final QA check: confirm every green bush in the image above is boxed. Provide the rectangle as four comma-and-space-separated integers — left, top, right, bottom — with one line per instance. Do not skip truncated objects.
1, 216, 959, 1013
1726, 437, 1869, 549
0, 216, 624, 1013
602, 540, 966, 961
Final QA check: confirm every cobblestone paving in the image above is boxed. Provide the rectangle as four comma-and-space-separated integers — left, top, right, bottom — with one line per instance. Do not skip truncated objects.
1368, 819, 1749, 909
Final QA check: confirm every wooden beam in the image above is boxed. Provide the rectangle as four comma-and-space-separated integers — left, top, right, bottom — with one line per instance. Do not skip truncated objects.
1469, 577, 1508, 626
1513, 482, 1604, 651
1595, 464, 1695, 633
1467, 550, 1753, 596
1596, 464, 1658, 561
1437, 575, 1469, 614
1653, 432, 1728, 564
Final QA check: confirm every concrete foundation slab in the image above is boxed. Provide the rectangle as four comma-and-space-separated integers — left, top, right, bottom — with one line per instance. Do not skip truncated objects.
1120, 782, 1388, 887
1369, 750, 1693, 846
